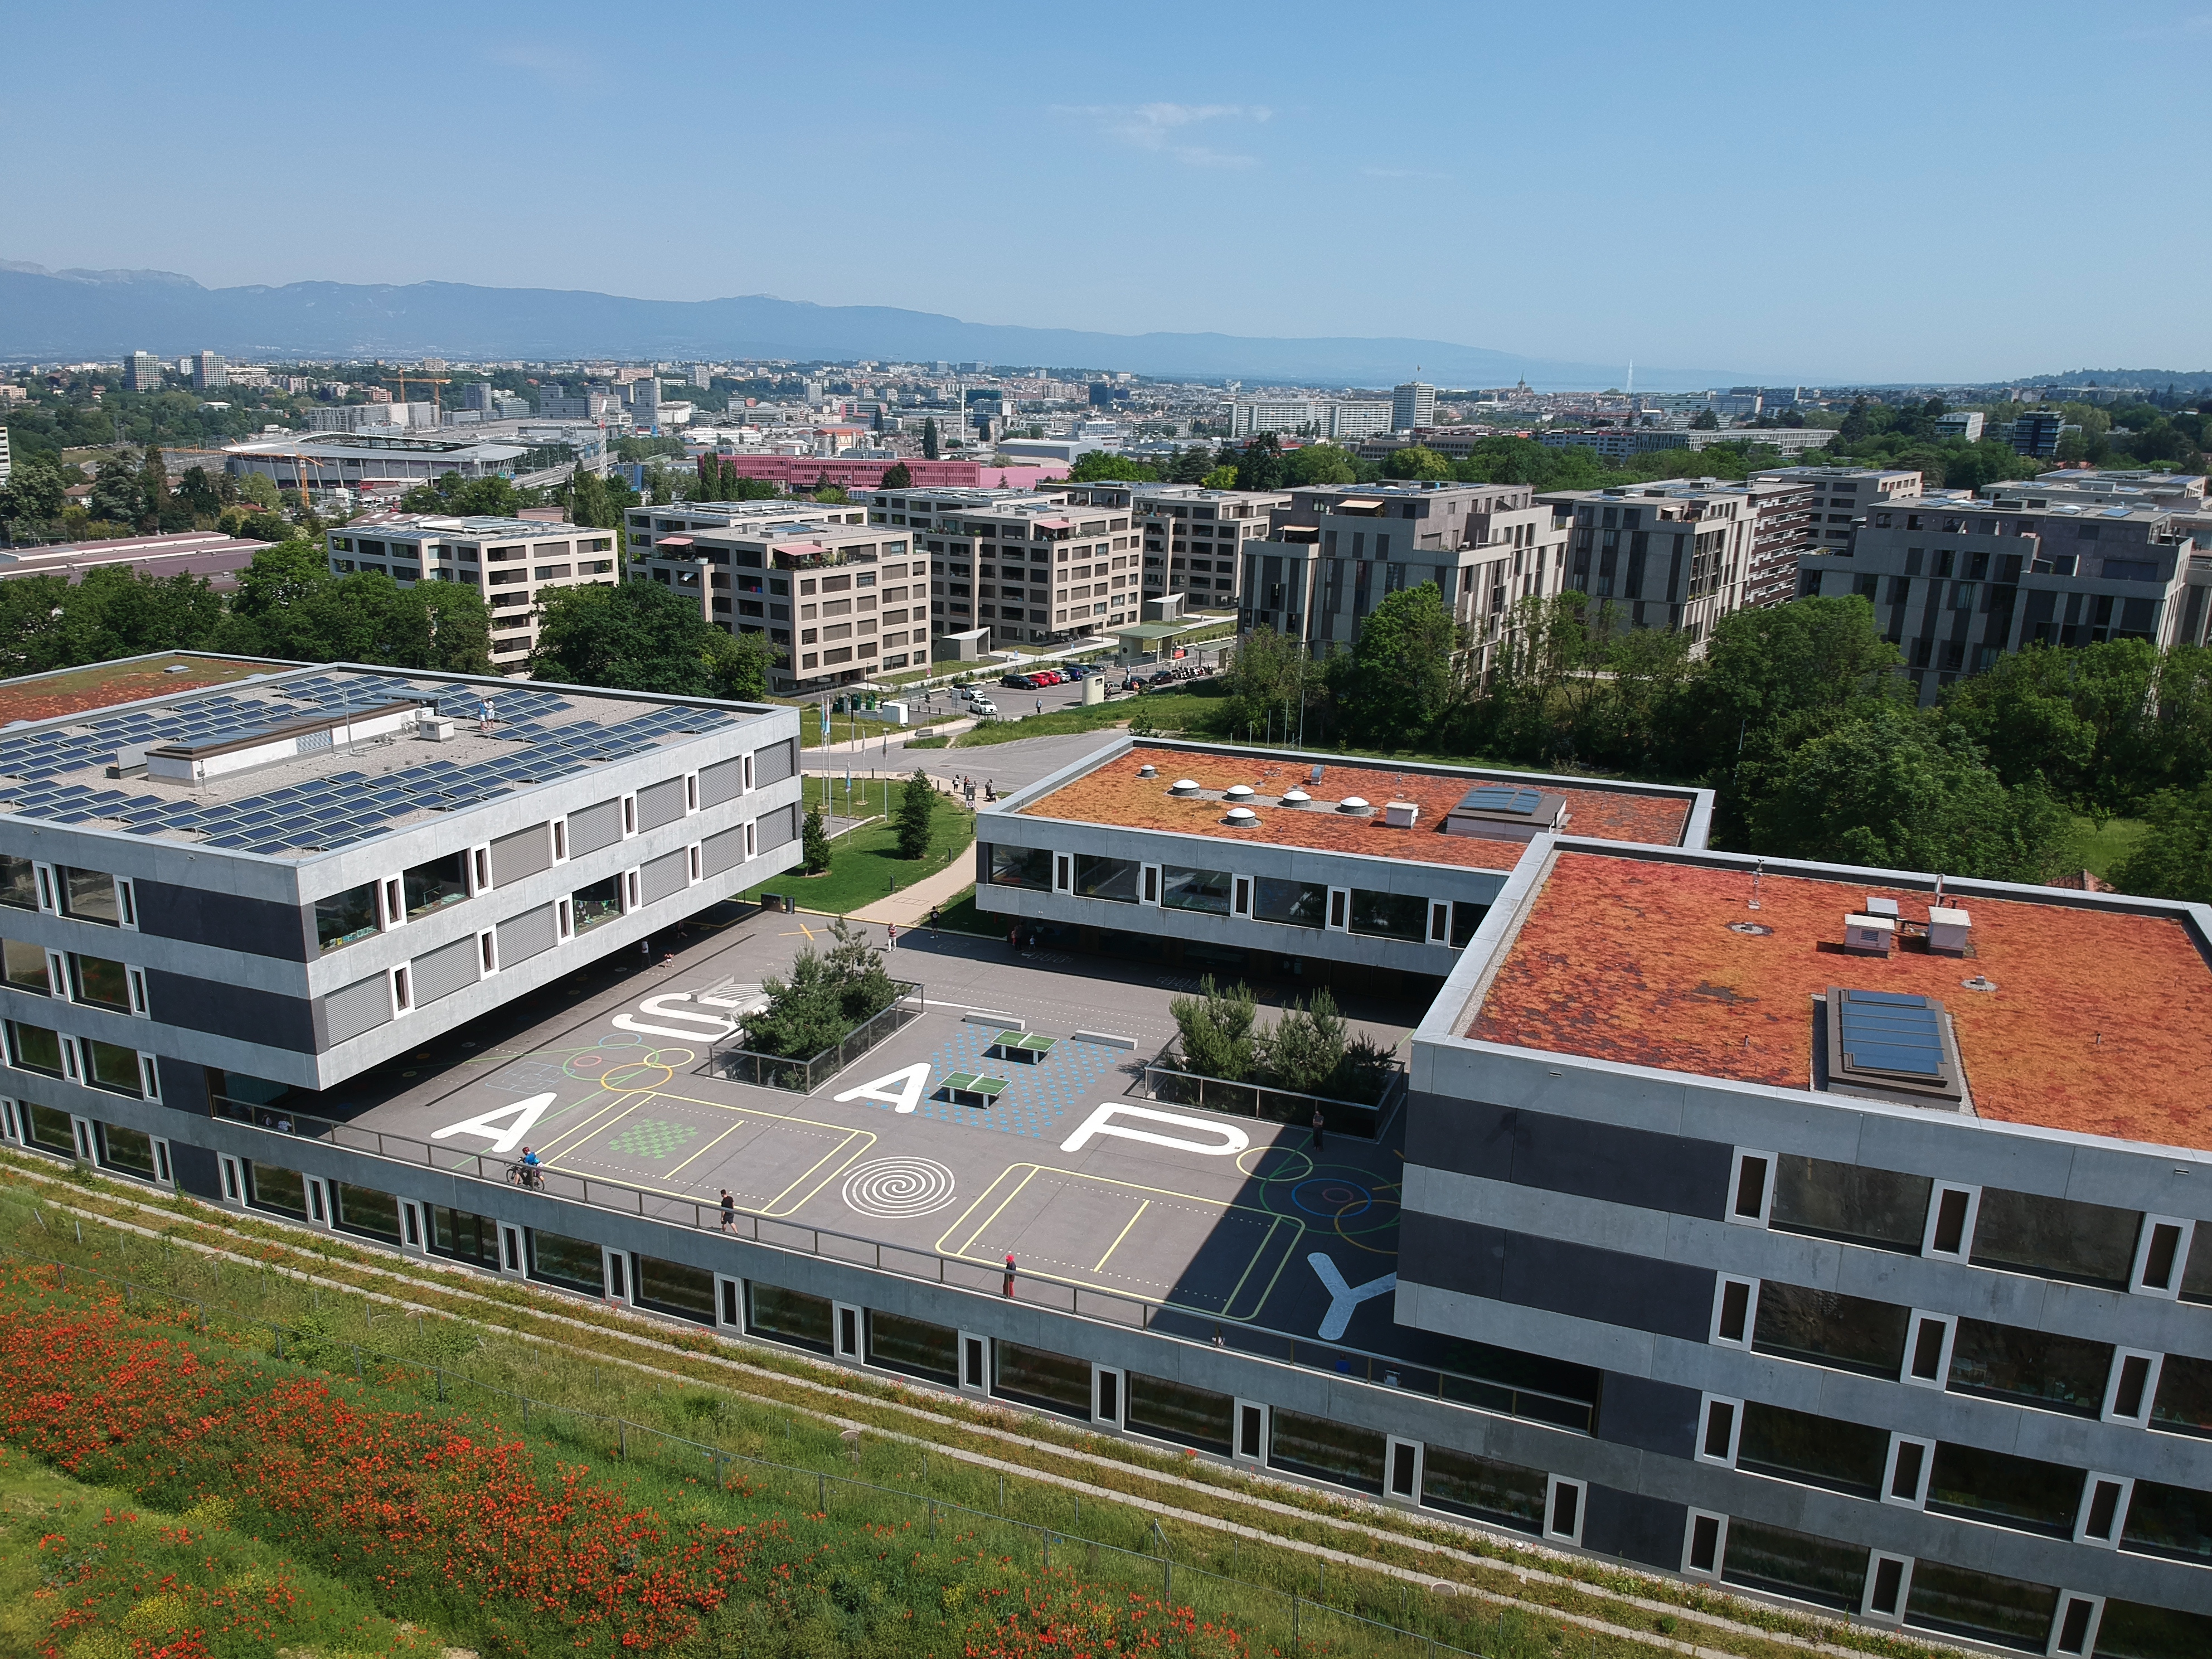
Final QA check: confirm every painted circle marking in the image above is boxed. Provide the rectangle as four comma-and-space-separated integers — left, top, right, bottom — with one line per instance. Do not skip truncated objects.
1238, 1144, 1314, 1182
601, 1063, 674, 1092
841, 1158, 959, 1219
1292, 1177, 1372, 1219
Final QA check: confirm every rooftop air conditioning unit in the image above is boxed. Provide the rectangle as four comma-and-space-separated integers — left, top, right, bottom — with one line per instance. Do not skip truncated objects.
418, 717, 458, 742
1842, 914, 1895, 956
1927, 906, 1972, 955
1384, 800, 1419, 828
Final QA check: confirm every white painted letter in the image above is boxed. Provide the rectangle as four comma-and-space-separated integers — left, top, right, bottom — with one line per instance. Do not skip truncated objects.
1308, 1253, 1396, 1341
431, 1092, 556, 1154
835, 1062, 933, 1115
1060, 1102, 1250, 1157
613, 992, 738, 1040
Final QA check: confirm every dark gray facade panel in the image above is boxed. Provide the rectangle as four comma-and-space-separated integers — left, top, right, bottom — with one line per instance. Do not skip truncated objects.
321, 972, 391, 1045
489, 823, 550, 887
754, 738, 797, 787
154, 1055, 212, 1116
411, 935, 479, 1006
640, 849, 688, 906
1597, 1372, 1701, 1458
145, 969, 317, 1053
496, 904, 557, 967
567, 799, 622, 857
1406, 1095, 1732, 1221
1583, 1486, 1689, 1571
134, 880, 309, 962
760, 802, 799, 848
168, 1139, 224, 1201
637, 777, 686, 832
701, 826, 745, 877
1399, 1212, 1713, 1341
698, 756, 743, 808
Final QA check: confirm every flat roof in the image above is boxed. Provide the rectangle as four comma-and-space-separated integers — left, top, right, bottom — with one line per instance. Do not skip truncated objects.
1018, 745, 1696, 873
0, 653, 284, 727
0, 665, 755, 862
1464, 848, 2212, 1151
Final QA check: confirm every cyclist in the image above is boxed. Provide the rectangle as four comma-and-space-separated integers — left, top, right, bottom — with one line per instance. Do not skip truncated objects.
516, 1146, 544, 1190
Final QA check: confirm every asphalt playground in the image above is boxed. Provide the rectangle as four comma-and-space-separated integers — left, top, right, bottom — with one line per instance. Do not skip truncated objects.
335, 909, 1421, 1356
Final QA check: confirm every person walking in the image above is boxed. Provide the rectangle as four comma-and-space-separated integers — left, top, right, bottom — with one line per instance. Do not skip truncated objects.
1310, 1106, 1327, 1152
720, 1189, 736, 1233
886, 921, 899, 949
1007, 924, 1019, 950
1002, 1253, 1017, 1298
929, 904, 940, 930
1036, 698, 1044, 715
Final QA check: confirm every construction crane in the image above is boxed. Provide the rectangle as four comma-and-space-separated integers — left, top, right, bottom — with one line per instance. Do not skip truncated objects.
382, 372, 451, 419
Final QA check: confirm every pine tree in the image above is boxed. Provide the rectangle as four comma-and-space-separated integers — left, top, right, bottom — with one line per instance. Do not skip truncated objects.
922, 418, 939, 461
896, 768, 935, 860
801, 804, 832, 874
881, 461, 914, 489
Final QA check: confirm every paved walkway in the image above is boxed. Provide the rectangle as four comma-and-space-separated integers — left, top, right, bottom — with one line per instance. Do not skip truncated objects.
846, 846, 980, 928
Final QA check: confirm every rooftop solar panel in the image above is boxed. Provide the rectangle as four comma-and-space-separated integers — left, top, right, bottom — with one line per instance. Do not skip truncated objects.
1838, 989, 1945, 1078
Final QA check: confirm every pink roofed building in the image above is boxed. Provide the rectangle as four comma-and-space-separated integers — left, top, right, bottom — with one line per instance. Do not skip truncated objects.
709, 454, 1069, 492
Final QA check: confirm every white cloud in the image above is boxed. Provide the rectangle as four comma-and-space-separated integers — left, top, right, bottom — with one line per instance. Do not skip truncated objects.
1058, 101, 1273, 168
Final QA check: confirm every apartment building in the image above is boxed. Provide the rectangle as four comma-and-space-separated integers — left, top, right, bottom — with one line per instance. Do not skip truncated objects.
326, 515, 618, 668
1936, 411, 1985, 442
1055, 482, 1288, 610
1534, 478, 1777, 645
1393, 381, 1437, 431
1751, 467, 1925, 558
123, 352, 162, 393
1243, 483, 1571, 679
193, 351, 227, 391
855, 486, 1139, 649
1798, 490, 2212, 703
1221, 399, 1393, 440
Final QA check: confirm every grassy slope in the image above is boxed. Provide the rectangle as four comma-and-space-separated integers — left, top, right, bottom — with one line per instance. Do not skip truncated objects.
2069, 815, 2147, 879
744, 789, 974, 914
0, 1443, 444, 1659
955, 690, 1226, 748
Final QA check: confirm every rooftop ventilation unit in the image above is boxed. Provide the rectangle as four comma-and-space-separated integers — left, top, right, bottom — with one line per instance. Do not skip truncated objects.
1224, 784, 1254, 801
1384, 800, 1420, 828
1224, 807, 1258, 826
1337, 795, 1374, 816
1927, 906, 1972, 956
1280, 788, 1311, 807
1842, 913, 1895, 955
1137, 763, 1156, 778
1168, 778, 1201, 797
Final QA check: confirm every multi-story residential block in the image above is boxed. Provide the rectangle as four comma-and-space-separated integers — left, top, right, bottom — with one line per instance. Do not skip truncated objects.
1750, 467, 1925, 559
2006, 411, 2068, 459
1222, 399, 1393, 440
539, 389, 622, 423
855, 486, 1139, 649
1243, 483, 1571, 678
630, 510, 911, 695
123, 351, 162, 393
1393, 381, 1437, 431
1798, 489, 2212, 702
1054, 482, 1288, 611
326, 515, 619, 668
1537, 478, 1776, 645
1935, 411, 1985, 442
192, 351, 227, 391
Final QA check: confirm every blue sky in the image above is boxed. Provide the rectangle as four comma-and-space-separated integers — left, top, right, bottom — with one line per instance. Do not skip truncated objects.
7, 1, 2210, 383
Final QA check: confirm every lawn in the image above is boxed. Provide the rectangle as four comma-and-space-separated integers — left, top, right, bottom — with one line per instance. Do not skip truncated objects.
2070, 815, 2147, 880
923, 883, 1011, 938
743, 788, 974, 913
956, 688, 1229, 748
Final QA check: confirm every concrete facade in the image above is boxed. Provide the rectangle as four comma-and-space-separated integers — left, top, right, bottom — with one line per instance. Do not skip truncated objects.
327, 515, 620, 667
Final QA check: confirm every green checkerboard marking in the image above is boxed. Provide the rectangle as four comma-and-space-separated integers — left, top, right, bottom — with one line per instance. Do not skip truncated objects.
605, 1118, 700, 1160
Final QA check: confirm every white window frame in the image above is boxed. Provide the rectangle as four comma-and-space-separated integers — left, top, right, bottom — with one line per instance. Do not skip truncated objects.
1233, 1398, 1268, 1466
150, 1133, 172, 1186
601, 1245, 631, 1303
1883, 1434, 1934, 1508
44, 949, 68, 999
304, 1175, 329, 1228
551, 818, 569, 865
1140, 863, 1160, 906
1092, 1364, 1123, 1428
477, 929, 498, 976
1232, 876, 1251, 918
33, 861, 59, 914
1726, 1147, 1774, 1226
70, 1112, 94, 1161
1696, 1393, 1743, 1467
59, 1033, 83, 1083
499, 1223, 525, 1277
1710, 1274, 1758, 1348
1326, 886, 1349, 932
115, 877, 138, 931
685, 772, 700, 815
2074, 1474, 2133, 1549
1681, 1508, 1728, 1581
0, 1097, 18, 1142
1923, 1182, 1980, 1259
1542, 1475, 1585, 1546
1903, 1309, 1956, 1388
620, 793, 638, 838
623, 869, 641, 911
2102, 1348, 2162, 1426
379, 875, 405, 931
959, 1331, 989, 1395
1861, 1553, 1913, 1624
1054, 853, 1073, 894
833, 1301, 862, 1360
1385, 1435, 1423, 1502
687, 843, 702, 885
2131, 1214, 2194, 1298
127, 966, 149, 1016
1429, 900, 1449, 943
556, 898, 573, 939
715, 1273, 743, 1330
2048, 1593, 2104, 1658
741, 752, 755, 794
744, 819, 758, 860
398, 1199, 424, 1253
217, 1152, 245, 1206
468, 844, 493, 895
389, 964, 413, 1017
137, 1051, 161, 1100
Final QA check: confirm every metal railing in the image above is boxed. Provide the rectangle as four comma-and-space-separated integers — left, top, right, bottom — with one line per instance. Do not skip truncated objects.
1140, 1063, 1404, 1142
195, 1095, 1591, 1435
704, 984, 925, 1093
4, 1250, 1521, 1659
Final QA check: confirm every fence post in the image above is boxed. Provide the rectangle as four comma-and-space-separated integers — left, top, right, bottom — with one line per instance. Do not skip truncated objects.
1292, 1594, 1301, 1653
618, 1419, 627, 1457
817, 1472, 826, 1510
928, 1500, 935, 1540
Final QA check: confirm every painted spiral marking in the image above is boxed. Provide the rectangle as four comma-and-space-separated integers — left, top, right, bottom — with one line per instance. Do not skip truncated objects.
842, 1157, 958, 1219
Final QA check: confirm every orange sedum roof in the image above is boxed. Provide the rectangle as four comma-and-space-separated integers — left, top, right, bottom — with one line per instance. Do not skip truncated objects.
1020, 746, 1691, 872
0, 656, 275, 727
1469, 851, 2212, 1151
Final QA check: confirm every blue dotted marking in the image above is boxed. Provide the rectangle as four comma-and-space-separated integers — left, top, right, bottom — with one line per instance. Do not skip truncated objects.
860, 1026, 1117, 1139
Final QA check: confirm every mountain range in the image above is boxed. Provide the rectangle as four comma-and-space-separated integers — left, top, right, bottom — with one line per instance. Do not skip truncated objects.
0, 260, 1743, 391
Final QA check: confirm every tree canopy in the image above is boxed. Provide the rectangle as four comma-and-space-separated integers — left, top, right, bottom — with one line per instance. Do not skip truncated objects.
529, 575, 773, 698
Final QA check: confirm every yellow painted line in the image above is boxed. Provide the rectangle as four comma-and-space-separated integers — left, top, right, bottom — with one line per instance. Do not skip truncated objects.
758, 1127, 877, 1217
535, 1092, 636, 1162
1091, 1198, 1151, 1273
940, 1165, 1042, 1257
780, 921, 820, 941
1220, 1214, 1307, 1321
663, 1118, 745, 1181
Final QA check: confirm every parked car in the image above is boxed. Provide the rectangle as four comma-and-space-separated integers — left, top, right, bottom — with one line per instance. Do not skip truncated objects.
1001, 673, 1032, 689
957, 685, 987, 702
1064, 663, 1098, 679
968, 696, 997, 716
1037, 669, 1064, 686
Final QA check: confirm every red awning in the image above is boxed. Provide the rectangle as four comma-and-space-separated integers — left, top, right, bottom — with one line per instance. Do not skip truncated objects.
656, 535, 693, 547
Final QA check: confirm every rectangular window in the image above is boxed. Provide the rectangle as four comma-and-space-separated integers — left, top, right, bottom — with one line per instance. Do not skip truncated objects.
95, 1122, 164, 1182
1903, 1562, 2060, 1650
1160, 865, 1234, 914
1720, 1518, 1868, 1612
332, 1183, 404, 1245
1267, 1405, 1386, 1495
1736, 1401, 1886, 1497
633, 1255, 715, 1325
1924, 1184, 1976, 1257
2119, 1481, 2212, 1566
992, 1340, 1093, 1418
570, 875, 624, 933
2094, 1599, 2212, 1659
1947, 1317, 2113, 1416
525, 1228, 607, 1297
1925, 1441, 2084, 1536
1713, 1275, 1756, 1346
245, 1162, 311, 1221
1125, 1371, 1234, 1455
20, 1100, 76, 1156
427, 1205, 501, 1268
1970, 1187, 2141, 1289
58, 866, 121, 925
403, 852, 470, 919
68, 953, 132, 1012
1417, 1445, 1546, 1532
1348, 888, 1428, 942
745, 1282, 832, 1353
1729, 1148, 1773, 1223
1071, 855, 1140, 904
1449, 900, 1488, 947
1, 937, 49, 994
1769, 1155, 1930, 1251
1251, 876, 1328, 929
987, 844, 1052, 889
316, 883, 379, 954
5, 1019, 64, 1077
81, 1037, 144, 1097
865, 1310, 960, 1386
0, 855, 35, 910
1751, 1280, 1910, 1376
